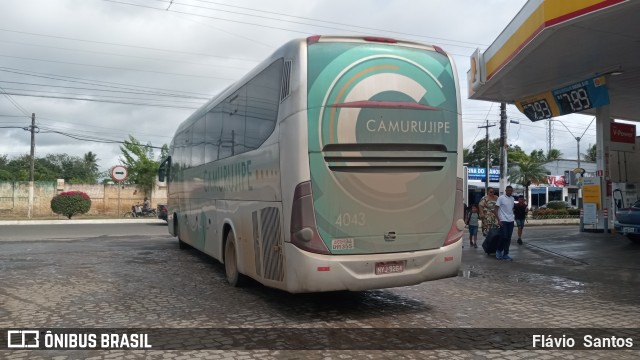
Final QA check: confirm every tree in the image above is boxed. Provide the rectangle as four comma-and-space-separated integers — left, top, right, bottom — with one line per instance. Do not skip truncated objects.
82, 151, 100, 184
0, 155, 11, 180
464, 138, 500, 167
119, 135, 165, 196
546, 149, 563, 161
0, 153, 101, 182
507, 145, 528, 165
529, 149, 547, 163
43, 154, 95, 183
583, 144, 597, 162
508, 158, 548, 203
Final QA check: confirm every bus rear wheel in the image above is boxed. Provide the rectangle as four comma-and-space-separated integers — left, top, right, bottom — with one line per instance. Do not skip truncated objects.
224, 231, 246, 287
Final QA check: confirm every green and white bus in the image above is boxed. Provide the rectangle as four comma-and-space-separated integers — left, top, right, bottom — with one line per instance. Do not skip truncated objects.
158, 35, 464, 293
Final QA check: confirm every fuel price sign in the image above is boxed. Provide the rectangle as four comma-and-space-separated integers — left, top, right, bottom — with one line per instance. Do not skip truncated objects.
516, 76, 609, 121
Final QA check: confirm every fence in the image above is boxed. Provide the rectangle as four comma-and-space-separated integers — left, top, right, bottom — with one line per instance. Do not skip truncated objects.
0, 181, 167, 218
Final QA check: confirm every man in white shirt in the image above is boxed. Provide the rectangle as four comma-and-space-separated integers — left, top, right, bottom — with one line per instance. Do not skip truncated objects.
494, 185, 515, 261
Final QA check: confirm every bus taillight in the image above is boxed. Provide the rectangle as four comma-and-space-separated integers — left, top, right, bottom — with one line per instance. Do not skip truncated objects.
307, 35, 321, 45
443, 178, 465, 246
364, 36, 397, 43
291, 181, 330, 254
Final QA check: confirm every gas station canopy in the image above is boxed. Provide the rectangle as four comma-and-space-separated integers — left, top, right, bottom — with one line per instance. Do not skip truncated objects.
468, 0, 640, 122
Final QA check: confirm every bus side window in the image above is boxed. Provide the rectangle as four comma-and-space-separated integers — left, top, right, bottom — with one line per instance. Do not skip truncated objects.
245, 58, 283, 150
182, 127, 192, 169
220, 88, 247, 159
205, 107, 222, 163
192, 117, 205, 167
173, 132, 184, 175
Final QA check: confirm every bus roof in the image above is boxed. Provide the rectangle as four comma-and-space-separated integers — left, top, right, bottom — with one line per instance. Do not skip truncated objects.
174, 35, 449, 136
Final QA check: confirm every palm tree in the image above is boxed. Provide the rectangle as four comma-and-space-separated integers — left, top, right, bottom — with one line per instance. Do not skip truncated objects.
546, 149, 563, 161
508, 158, 548, 203
83, 151, 100, 184
582, 144, 597, 162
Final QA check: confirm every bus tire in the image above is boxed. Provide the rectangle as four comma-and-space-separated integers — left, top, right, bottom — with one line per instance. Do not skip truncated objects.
224, 231, 246, 287
176, 216, 188, 249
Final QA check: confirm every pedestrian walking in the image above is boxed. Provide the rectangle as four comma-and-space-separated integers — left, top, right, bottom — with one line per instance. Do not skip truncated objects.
494, 185, 515, 261
478, 187, 499, 236
514, 195, 528, 245
465, 204, 479, 248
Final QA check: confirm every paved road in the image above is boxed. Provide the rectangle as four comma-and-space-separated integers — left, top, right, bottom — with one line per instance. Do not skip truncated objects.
0, 224, 639, 359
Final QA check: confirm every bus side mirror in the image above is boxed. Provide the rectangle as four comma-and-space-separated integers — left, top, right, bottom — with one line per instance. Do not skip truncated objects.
158, 156, 171, 182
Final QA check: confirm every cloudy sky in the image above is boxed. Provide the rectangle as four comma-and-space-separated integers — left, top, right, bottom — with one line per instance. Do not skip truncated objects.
0, 0, 600, 173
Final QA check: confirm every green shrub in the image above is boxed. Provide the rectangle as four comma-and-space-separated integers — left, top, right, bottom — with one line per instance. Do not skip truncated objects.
531, 207, 573, 219
51, 191, 91, 219
546, 201, 568, 210
568, 208, 580, 216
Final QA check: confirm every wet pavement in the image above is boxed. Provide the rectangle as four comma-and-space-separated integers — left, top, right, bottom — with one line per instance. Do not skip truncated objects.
0, 223, 639, 359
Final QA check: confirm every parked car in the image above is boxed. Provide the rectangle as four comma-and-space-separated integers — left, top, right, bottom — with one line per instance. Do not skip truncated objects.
157, 204, 168, 222
538, 201, 577, 209
614, 200, 640, 243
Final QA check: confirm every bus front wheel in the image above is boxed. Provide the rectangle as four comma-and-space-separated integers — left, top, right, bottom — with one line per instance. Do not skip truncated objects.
224, 232, 246, 287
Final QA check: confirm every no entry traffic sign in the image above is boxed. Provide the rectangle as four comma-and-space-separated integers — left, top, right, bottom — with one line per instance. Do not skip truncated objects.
111, 165, 128, 182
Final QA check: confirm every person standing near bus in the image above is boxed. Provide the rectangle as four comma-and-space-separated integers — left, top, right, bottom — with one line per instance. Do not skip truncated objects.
494, 186, 515, 261
478, 187, 499, 236
513, 195, 528, 245
465, 204, 479, 248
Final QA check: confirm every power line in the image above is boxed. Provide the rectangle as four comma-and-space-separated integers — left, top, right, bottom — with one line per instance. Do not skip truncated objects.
0, 85, 30, 116
0, 53, 237, 81
39, 129, 165, 149
0, 66, 213, 97
150, 0, 487, 49
0, 28, 259, 63
0, 81, 210, 100
101, 0, 314, 36
38, 119, 174, 142
0, 87, 206, 106
2, 92, 201, 109
0, 39, 253, 71
189, 0, 490, 48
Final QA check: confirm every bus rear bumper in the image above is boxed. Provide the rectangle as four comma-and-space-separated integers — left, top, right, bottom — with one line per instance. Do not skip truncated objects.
282, 241, 462, 293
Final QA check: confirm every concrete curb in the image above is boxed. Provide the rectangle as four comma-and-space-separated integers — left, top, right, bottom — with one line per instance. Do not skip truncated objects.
0, 219, 165, 225
525, 219, 580, 226
479, 219, 580, 227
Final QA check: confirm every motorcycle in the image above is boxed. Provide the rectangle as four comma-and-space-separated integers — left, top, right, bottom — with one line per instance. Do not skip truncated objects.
124, 203, 157, 218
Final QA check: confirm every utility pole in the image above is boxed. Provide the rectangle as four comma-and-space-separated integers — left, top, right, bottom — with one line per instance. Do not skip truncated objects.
478, 118, 496, 194
28, 113, 36, 219
499, 103, 508, 194
547, 119, 554, 155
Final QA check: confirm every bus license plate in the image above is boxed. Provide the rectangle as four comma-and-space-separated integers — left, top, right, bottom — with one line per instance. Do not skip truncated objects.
375, 261, 404, 275
623, 227, 637, 233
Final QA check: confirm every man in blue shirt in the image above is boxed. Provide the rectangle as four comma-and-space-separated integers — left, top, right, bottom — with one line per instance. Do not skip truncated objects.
494, 185, 515, 261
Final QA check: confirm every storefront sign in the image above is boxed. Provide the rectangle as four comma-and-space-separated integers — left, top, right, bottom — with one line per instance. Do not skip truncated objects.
467, 167, 500, 182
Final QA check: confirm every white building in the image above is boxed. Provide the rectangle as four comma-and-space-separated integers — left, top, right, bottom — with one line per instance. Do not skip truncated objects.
465, 159, 597, 208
